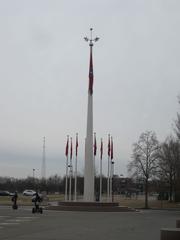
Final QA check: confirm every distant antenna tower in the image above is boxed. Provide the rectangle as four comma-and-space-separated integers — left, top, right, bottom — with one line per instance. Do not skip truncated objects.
41, 136, 46, 179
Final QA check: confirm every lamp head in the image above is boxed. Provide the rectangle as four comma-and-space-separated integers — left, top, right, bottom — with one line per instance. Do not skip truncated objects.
94, 37, 100, 42
84, 37, 89, 42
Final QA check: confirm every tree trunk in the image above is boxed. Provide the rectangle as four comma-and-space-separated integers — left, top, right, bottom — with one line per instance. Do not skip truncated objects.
145, 178, 149, 209
175, 174, 180, 202
169, 173, 173, 202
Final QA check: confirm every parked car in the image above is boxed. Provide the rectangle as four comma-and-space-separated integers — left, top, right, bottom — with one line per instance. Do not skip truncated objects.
0, 191, 12, 196
23, 190, 36, 196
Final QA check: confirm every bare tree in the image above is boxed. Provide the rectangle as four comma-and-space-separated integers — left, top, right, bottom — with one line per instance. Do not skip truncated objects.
173, 95, 180, 201
128, 131, 159, 208
157, 136, 178, 202
174, 95, 180, 140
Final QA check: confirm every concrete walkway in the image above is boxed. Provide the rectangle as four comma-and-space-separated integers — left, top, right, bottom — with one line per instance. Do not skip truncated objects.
0, 206, 179, 240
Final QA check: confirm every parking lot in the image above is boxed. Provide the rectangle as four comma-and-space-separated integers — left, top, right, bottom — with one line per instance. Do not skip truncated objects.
0, 206, 179, 240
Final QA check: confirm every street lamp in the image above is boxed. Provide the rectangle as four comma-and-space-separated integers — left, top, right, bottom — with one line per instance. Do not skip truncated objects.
33, 168, 35, 179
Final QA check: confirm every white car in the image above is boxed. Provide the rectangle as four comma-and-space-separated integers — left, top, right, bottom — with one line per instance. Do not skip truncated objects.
23, 189, 36, 196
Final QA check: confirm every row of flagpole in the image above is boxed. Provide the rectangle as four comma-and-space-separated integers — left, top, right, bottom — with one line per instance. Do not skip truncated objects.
107, 134, 114, 201
65, 133, 114, 202
65, 134, 78, 201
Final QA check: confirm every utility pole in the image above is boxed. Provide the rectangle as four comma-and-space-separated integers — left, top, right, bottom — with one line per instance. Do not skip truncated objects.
41, 136, 46, 179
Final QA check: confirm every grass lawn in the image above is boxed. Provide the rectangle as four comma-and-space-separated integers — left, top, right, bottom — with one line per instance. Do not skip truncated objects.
0, 194, 65, 206
116, 196, 180, 209
0, 194, 180, 209
0, 195, 35, 205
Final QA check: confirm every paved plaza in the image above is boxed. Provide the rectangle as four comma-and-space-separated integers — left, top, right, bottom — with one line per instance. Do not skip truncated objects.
0, 206, 179, 240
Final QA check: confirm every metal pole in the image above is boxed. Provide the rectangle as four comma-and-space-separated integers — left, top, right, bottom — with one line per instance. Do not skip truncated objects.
65, 155, 68, 201
42, 136, 46, 179
107, 155, 110, 201
84, 28, 99, 202
110, 160, 112, 201
112, 161, 114, 202
33, 168, 35, 190
74, 133, 78, 201
69, 163, 72, 201
74, 155, 77, 201
100, 153, 102, 202
69, 137, 72, 201
65, 135, 69, 201
33, 168, 35, 179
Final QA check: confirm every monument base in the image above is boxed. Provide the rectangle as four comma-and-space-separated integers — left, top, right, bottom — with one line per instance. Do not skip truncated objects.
46, 201, 137, 212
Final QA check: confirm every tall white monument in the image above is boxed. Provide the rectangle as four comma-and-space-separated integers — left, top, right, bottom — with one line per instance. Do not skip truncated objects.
84, 28, 99, 201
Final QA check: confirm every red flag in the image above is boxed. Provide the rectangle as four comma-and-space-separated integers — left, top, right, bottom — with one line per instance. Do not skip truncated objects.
111, 137, 113, 160
70, 137, 73, 160
89, 48, 94, 95
65, 136, 69, 157
94, 133, 97, 156
108, 134, 110, 157
76, 133, 78, 157
100, 138, 103, 160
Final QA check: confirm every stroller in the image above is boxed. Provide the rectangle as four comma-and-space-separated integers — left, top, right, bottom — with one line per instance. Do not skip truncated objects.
32, 192, 43, 214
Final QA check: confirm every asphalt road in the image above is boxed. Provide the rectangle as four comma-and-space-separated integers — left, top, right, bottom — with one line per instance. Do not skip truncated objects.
0, 206, 179, 240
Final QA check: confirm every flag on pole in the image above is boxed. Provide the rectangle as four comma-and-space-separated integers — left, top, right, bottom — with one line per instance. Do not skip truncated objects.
76, 133, 78, 157
65, 136, 69, 157
70, 137, 73, 160
94, 133, 97, 156
111, 137, 113, 160
89, 48, 94, 95
100, 138, 103, 160
108, 134, 111, 157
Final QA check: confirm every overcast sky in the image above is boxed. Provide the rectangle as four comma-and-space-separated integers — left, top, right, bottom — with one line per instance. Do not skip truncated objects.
0, 0, 179, 179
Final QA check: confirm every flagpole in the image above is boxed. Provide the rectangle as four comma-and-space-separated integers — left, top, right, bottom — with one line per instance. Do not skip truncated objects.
84, 28, 99, 202
107, 134, 110, 201
74, 154, 77, 201
100, 138, 103, 202
110, 136, 113, 202
94, 132, 96, 175
65, 155, 68, 201
107, 156, 110, 201
65, 135, 69, 202
74, 133, 78, 201
100, 157, 102, 201
69, 137, 73, 201
110, 159, 112, 202
112, 160, 115, 202
69, 164, 72, 201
